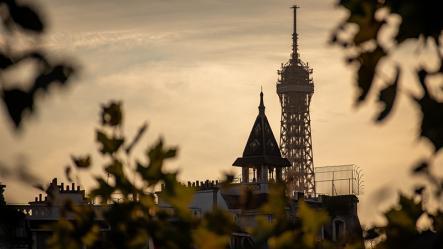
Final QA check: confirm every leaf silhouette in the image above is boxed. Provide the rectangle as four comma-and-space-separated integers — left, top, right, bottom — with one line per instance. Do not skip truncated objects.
413, 69, 443, 152
0, 53, 14, 69
100, 101, 122, 127
96, 130, 124, 155
65, 165, 73, 182
125, 122, 148, 155
9, 4, 44, 32
355, 46, 386, 103
71, 155, 91, 169
2, 88, 34, 128
375, 66, 400, 122
412, 161, 428, 174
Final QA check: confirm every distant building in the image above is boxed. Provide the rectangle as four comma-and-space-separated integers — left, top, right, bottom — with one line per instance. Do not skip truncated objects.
1, 179, 108, 249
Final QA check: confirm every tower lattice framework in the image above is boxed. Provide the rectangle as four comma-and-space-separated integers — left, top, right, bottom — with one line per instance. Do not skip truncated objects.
276, 5, 315, 196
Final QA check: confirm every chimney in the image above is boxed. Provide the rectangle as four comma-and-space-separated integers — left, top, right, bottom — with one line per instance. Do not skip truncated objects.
38, 194, 42, 202
295, 191, 304, 201
61, 183, 64, 191
72, 182, 75, 191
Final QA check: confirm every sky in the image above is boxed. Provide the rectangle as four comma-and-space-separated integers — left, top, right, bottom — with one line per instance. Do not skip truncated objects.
0, 0, 441, 226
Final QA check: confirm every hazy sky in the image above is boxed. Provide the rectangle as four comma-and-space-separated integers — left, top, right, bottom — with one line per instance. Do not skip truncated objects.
0, 0, 441, 226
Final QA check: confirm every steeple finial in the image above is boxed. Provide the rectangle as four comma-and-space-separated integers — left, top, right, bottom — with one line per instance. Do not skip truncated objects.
291, 5, 300, 62
259, 89, 265, 114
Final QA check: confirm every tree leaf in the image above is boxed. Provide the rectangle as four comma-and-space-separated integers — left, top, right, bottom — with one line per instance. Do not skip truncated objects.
355, 46, 386, 103
96, 130, 124, 155
193, 227, 229, 249
364, 227, 380, 240
9, 4, 44, 32
125, 122, 148, 155
354, 19, 385, 45
160, 178, 194, 216
104, 160, 124, 180
412, 161, 428, 174
137, 138, 177, 184
100, 101, 122, 127
413, 69, 443, 152
2, 88, 34, 128
388, 1, 443, 43
65, 165, 72, 182
413, 185, 425, 196
0, 53, 13, 69
375, 66, 400, 122
71, 155, 91, 169
298, 201, 329, 247
90, 177, 114, 201
30, 64, 75, 94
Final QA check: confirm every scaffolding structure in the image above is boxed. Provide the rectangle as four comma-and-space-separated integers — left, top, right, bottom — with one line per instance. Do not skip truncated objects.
314, 165, 364, 196
277, 5, 316, 196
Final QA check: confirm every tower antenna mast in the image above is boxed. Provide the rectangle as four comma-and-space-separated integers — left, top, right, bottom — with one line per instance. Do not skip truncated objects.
276, 5, 316, 196
292, 5, 300, 62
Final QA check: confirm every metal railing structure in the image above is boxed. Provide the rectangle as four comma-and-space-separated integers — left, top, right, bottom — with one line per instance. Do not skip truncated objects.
314, 165, 364, 196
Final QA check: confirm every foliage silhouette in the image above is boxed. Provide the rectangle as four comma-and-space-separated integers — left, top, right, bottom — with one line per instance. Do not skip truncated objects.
331, 0, 443, 151
331, 1, 443, 248
0, 0, 76, 130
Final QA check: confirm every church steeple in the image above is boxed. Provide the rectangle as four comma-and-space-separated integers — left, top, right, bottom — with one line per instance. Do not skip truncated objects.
233, 91, 290, 184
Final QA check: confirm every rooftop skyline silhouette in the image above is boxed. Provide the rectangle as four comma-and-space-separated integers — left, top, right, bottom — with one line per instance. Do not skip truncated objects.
0, 0, 440, 227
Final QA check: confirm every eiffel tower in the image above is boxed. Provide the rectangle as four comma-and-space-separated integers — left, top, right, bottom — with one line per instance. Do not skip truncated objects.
276, 5, 316, 196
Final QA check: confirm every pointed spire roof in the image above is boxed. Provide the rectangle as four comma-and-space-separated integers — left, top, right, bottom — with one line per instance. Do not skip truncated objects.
233, 91, 290, 168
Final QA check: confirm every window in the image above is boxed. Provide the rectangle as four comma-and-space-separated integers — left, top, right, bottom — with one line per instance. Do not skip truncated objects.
332, 218, 345, 241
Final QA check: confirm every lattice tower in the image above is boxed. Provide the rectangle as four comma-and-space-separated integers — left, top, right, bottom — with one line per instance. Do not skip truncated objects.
276, 5, 316, 196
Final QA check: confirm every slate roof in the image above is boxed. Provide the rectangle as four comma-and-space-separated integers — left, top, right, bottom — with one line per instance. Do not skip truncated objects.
233, 92, 291, 168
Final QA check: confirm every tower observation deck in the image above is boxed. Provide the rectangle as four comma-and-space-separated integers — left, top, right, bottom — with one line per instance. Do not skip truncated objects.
276, 5, 315, 196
